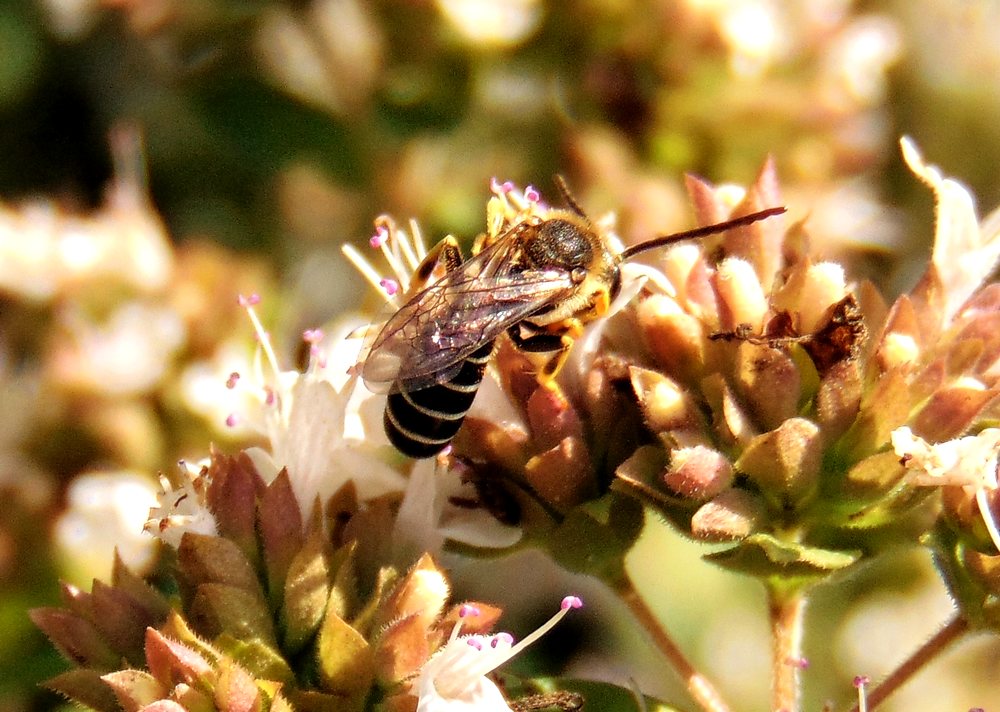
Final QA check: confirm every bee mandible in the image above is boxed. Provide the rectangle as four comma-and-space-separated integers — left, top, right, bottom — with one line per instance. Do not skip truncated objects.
358, 178, 785, 458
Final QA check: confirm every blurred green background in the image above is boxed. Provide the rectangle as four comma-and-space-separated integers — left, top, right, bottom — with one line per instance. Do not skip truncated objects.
3, 0, 1000, 710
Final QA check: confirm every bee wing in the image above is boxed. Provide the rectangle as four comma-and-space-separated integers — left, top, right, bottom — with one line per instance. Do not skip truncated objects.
361, 227, 575, 393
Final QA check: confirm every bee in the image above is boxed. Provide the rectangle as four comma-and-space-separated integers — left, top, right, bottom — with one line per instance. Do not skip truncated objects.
360, 178, 784, 458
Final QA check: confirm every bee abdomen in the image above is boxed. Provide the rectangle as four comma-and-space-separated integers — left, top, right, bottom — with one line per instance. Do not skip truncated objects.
384, 341, 494, 458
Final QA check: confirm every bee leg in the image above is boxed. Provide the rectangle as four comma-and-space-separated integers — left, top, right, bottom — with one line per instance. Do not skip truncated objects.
508, 320, 584, 386
411, 236, 465, 287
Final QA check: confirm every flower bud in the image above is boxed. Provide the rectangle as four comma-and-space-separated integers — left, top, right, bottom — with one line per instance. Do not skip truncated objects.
630, 366, 705, 435
879, 331, 920, 370
663, 445, 733, 500
736, 418, 822, 503
910, 381, 997, 442
713, 257, 768, 333
735, 342, 801, 431
525, 437, 596, 507
636, 294, 706, 382
691, 488, 764, 541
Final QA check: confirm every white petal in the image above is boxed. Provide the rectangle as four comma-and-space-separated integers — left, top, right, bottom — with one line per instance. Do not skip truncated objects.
416, 673, 511, 712
901, 136, 1000, 323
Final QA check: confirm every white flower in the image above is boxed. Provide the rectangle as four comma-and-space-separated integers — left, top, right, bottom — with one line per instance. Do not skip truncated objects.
891, 426, 1000, 490
56, 470, 161, 582
414, 596, 582, 712
901, 136, 1000, 326
892, 426, 1000, 551
234, 298, 407, 514
393, 456, 523, 561
51, 300, 185, 396
0, 144, 172, 301
145, 459, 218, 548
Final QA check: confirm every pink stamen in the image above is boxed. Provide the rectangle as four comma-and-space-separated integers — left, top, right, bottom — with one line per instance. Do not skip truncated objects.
494, 632, 514, 646
786, 656, 810, 669
237, 293, 261, 307
225, 413, 238, 427
524, 185, 540, 202
302, 328, 323, 344
466, 637, 483, 651
226, 372, 240, 389
459, 604, 481, 618
264, 386, 276, 406
490, 177, 516, 195
380, 278, 399, 296
310, 345, 327, 368
561, 595, 583, 610
853, 675, 870, 688
370, 225, 389, 249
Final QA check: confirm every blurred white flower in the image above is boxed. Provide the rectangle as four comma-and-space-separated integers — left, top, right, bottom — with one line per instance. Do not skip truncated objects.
179, 337, 258, 437
255, 0, 383, 115
436, 0, 543, 48
55, 471, 160, 583
0, 171, 172, 302
51, 301, 186, 396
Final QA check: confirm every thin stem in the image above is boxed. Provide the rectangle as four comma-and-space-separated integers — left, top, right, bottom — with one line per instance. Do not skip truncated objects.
847, 614, 969, 712
615, 572, 733, 712
768, 586, 807, 712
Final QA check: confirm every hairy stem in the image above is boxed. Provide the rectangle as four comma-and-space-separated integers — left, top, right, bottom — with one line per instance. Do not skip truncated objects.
768, 586, 807, 712
848, 614, 969, 712
616, 573, 732, 712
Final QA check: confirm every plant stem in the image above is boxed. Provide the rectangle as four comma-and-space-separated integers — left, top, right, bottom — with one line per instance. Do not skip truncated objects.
847, 614, 969, 712
615, 572, 733, 712
768, 585, 807, 712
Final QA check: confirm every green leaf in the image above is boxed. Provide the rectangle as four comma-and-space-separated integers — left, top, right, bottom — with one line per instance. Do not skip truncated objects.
705, 533, 860, 583
543, 493, 643, 582
189, 584, 276, 645
260, 469, 304, 610
281, 527, 331, 654
316, 603, 373, 697
214, 634, 295, 686
178, 533, 266, 602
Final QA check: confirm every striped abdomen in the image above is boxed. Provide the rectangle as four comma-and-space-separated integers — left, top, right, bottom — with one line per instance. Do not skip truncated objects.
383, 341, 494, 458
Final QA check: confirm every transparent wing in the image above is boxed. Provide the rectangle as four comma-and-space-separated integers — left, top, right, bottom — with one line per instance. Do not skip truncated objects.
361, 224, 575, 393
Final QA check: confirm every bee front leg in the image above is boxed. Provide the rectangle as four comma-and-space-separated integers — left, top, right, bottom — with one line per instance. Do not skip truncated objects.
508, 320, 584, 386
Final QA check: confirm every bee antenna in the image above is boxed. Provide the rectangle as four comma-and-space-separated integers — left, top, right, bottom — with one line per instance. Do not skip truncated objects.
619, 206, 787, 261
553, 174, 588, 219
